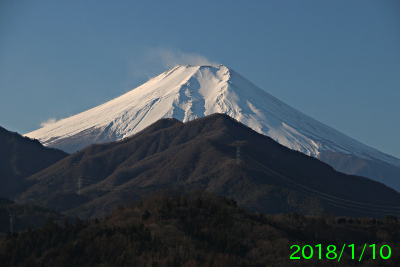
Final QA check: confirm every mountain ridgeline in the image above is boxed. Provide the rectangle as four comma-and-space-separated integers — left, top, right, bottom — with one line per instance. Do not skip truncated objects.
24, 65, 400, 192
17, 114, 400, 219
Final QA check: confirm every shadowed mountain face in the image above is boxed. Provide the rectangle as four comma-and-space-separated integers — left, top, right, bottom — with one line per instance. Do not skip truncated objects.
24, 65, 400, 192
17, 114, 400, 219
0, 126, 69, 199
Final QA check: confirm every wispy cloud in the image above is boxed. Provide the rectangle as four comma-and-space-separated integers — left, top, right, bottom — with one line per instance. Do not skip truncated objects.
149, 48, 219, 68
40, 118, 57, 127
124, 48, 219, 89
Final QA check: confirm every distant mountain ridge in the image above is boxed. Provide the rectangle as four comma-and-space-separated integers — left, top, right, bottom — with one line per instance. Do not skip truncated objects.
18, 114, 400, 219
24, 65, 400, 191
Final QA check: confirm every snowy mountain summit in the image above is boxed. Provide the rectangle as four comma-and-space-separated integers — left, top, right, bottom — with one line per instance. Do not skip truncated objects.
25, 65, 400, 190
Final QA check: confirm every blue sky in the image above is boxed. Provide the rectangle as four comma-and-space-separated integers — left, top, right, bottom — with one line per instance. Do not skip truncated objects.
1, 0, 399, 158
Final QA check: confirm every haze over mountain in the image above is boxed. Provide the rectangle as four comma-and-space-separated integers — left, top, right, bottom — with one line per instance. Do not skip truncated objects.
18, 114, 400, 220
24, 65, 400, 191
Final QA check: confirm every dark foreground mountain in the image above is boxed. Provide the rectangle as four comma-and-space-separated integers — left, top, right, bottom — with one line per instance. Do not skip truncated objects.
1, 190, 399, 266
0, 197, 65, 237
17, 114, 400, 219
0, 126, 69, 199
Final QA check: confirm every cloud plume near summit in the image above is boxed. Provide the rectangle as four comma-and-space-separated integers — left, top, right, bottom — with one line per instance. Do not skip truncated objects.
152, 48, 218, 68
125, 48, 218, 87
40, 118, 57, 128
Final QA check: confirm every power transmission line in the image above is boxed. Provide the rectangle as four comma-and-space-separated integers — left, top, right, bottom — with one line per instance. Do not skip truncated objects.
226, 147, 400, 216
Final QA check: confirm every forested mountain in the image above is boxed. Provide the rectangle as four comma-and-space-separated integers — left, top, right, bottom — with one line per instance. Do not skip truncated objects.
17, 114, 400, 219
1, 190, 399, 266
0, 197, 65, 236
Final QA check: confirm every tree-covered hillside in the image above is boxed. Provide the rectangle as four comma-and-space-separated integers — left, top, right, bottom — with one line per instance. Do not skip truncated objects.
1, 189, 399, 266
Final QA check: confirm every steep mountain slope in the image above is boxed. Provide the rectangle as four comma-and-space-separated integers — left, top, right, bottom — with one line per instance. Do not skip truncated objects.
24, 65, 400, 191
0, 126, 69, 199
18, 114, 400, 219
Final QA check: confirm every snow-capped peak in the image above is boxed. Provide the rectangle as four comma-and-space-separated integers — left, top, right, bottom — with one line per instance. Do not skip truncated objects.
25, 64, 400, 175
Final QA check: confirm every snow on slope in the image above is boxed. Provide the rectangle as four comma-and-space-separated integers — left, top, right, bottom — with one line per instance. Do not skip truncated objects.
25, 65, 400, 170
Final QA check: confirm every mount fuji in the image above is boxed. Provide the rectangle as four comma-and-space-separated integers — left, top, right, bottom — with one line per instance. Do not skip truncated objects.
24, 65, 400, 191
